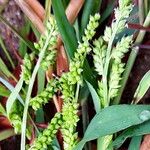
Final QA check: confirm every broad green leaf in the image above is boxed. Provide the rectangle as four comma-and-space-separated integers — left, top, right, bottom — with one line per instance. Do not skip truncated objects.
0, 103, 6, 116
0, 15, 36, 52
6, 76, 24, 115
128, 136, 142, 150
74, 105, 150, 150
0, 85, 10, 97
52, 0, 78, 58
86, 80, 100, 113
0, 129, 15, 141
112, 120, 150, 149
134, 70, 150, 103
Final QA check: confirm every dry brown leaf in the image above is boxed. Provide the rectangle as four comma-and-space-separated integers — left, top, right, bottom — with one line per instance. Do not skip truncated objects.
140, 135, 150, 150
25, 0, 45, 21
14, 0, 45, 33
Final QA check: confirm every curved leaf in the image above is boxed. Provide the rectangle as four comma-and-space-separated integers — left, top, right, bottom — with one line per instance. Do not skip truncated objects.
134, 70, 150, 103
86, 80, 100, 113
128, 136, 142, 150
0, 129, 15, 141
52, 0, 78, 59
74, 105, 150, 150
6, 76, 24, 115
0, 77, 24, 104
112, 120, 150, 149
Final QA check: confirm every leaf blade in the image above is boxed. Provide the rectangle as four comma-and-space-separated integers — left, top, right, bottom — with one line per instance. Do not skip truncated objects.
0, 129, 15, 141
74, 105, 150, 150
112, 120, 150, 149
52, 0, 78, 58
86, 80, 100, 113
6, 76, 24, 115
134, 70, 150, 103
128, 136, 142, 150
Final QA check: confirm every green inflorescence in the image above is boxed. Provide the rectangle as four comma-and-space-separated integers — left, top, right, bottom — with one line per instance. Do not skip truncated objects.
22, 53, 34, 84
34, 17, 58, 71
30, 79, 59, 111
27, 13, 100, 150
60, 14, 100, 150
93, 0, 133, 108
29, 113, 62, 150
9, 101, 23, 134
109, 36, 133, 99
93, 37, 107, 76
9, 101, 31, 139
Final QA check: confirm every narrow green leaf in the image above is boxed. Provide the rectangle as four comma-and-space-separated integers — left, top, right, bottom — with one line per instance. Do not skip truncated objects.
0, 15, 36, 52
6, 76, 24, 115
74, 105, 150, 150
45, 0, 52, 22
52, 0, 78, 58
112, 120, 150, 149
0, 36, 15, 68
0, 85, 10, 97
0, 103, 6, 116
0, 58, 14, 79
134, 70, 150, 103
128, 136, 142, 150
51, 137, 61, 150
36, 67, 45, 123
0, 129, 15, 141
19, 18, 31, 57
86, 81, 100, 113
99, 0, 115, 24
0, 77, 23, 103
37, 67, 45, 94
51, 0, 96, 86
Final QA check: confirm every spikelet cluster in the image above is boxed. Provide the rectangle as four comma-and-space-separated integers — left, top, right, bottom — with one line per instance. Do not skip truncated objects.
9, 101, 31, 139
30, 79, 59, 110
103, 0, 132, 42
108, 36, 132, 99
93, 0, 133, 107
21, 53, 34, 84
34, 17, 58, 70
93, 37, 107, 76
29, 113, 62, 150
9, 101, 23, 134
60, 14, 100, 150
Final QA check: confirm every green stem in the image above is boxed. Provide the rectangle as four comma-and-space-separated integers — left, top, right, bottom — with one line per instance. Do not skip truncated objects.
135, 10, 150, 44
138, 0, 145, 25
144, 0, 148, 16
21, 29, 54, 150
103, 19, 120, 106
75, 83, 80, 102
45, 0, 51, 23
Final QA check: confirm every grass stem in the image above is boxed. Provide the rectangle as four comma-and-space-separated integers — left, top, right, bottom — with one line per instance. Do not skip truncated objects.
21, 28, 54, 150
